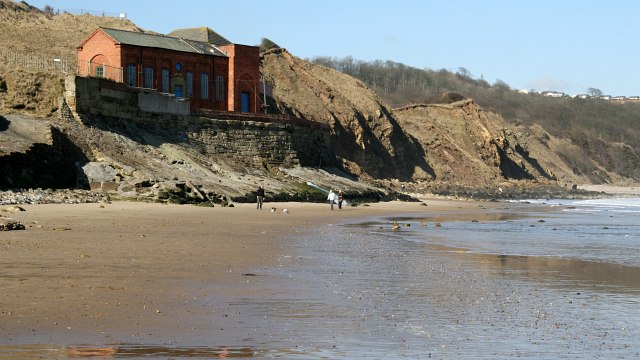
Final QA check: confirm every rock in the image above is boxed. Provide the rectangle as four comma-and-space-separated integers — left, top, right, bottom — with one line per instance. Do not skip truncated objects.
2, 205, 25, 212
0, 189, 107, 205
0, 216, 25, 231
82, 162, 119, 183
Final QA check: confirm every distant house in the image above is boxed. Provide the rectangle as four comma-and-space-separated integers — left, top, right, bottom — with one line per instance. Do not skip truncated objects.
541, 91, 566, 98
77, 27, 261, 113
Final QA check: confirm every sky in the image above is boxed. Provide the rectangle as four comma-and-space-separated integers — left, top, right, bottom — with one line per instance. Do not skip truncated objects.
26, 0, 640, 96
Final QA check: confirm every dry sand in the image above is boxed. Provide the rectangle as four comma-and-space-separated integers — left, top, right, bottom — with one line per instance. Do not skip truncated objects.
578, 184, 640, 195
0, 198, 483, 348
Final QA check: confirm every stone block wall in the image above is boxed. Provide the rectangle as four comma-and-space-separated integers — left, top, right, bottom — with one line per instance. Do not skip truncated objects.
65, 75, 190, 120
64, 76, 334, 168
185, 120, 332, 167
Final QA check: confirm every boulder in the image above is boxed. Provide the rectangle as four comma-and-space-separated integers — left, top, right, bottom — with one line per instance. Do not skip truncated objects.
0, 216, 25, 231
82, 162, 118, 183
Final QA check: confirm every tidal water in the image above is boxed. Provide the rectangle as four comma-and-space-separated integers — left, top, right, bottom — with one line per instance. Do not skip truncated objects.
2, 198, 639, 359
232, 197, 640, 358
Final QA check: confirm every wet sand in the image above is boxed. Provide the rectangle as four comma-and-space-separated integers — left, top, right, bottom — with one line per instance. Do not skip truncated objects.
1, 199, 483, 353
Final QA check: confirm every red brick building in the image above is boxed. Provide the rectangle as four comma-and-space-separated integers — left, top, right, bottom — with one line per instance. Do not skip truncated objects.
77, 27, 261, 113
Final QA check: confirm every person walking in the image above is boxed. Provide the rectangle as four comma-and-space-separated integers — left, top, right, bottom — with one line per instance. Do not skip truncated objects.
337, 190, 344, 210
256, 185, 265, 209
327, 189, 336, 210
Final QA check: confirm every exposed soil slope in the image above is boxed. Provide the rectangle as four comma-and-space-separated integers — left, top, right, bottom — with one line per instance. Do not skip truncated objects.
0, 0, 141, 61
394, 101, 557, 185
0, 0, 141, 116
261, 48, 433, 181
260, 48, 597, 188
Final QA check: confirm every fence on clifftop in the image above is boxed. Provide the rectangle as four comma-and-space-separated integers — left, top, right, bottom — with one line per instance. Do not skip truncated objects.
47, 8, 126, 18
0, 48, 73, 74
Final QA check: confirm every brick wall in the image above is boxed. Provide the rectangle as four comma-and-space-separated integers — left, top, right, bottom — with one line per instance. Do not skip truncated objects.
77, 29, 122, 78
220, 44, 261, 112
77, 28, 232, 112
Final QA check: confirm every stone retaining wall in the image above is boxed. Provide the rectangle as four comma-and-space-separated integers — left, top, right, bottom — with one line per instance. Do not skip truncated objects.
63, 76, 333, 167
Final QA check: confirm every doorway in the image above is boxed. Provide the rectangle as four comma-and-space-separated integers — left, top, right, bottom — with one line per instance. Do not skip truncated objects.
241, 92, 250, 112
172, 74, 185, 98
174, 85, 183, 98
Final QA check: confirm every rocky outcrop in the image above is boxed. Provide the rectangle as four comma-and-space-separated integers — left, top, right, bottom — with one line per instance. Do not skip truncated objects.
0, 114, 89, 189
0, 188, 107, 205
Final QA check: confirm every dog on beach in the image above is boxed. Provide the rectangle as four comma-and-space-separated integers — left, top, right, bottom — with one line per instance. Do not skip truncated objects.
270, 207, 289, 214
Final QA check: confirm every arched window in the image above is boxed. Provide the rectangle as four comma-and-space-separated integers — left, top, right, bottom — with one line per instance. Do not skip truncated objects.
215, 75, 225, 100
143, 67, 154, 89
126, 64, 136, 86
200, 73, 209, 100
161, 68, 170, 93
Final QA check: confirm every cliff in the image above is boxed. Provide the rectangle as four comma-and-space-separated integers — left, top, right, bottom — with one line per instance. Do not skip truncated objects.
0, 1, 621, 202
261, 48, 432, 181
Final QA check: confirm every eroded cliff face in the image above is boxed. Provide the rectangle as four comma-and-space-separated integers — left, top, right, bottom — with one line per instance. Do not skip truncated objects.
261, 49, 574, 187
261, 48, 432, 181
394, 100, 559, 186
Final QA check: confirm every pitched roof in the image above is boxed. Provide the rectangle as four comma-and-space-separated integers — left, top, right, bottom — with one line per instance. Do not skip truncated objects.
99, 27, 227, 57
168, 27, 232, 46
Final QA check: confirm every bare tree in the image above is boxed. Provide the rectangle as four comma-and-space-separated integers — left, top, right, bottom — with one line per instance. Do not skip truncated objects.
587, 87, 603, 97
456, 67, 472, 79
493, 79, 511, 92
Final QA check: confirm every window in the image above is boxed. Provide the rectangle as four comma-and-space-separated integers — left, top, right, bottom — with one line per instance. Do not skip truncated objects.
186, 71, 193, 98
200, 73, 209, 100
215, 75, 225, 101
161, 68, 170, 93
126, 64, 136, 86
95, 65, 105, 78
143, 67, 154, 89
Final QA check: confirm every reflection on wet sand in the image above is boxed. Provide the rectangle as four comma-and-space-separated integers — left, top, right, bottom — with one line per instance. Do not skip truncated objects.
382, 210, 533, 224
431, 243, 640, 295
67, 345, 254, 358
358, 211, 640, 296
0, 344, 258, 359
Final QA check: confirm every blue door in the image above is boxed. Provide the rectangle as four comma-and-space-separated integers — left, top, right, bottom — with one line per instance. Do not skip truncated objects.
241, 92, 250, 112
174, 85, 183, 98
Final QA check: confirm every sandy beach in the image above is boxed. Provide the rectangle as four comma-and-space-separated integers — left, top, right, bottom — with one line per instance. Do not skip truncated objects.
1, 198, 484, 354
3, 196, 639, 358
578, 184, 640, 195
